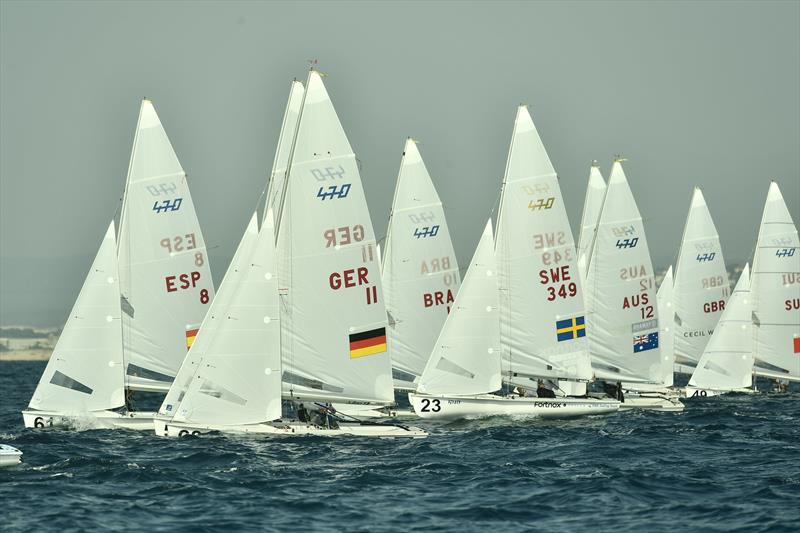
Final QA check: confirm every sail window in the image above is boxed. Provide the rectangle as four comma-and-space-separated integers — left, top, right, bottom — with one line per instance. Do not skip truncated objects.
282, 371, 344, 393
435, 357, 475, 379
198, 380, 247, 406
50, 370, 93, 395
126, 363, 174, 383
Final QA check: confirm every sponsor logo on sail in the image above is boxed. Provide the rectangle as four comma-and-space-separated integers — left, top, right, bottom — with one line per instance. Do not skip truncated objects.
556, 316, 586, 342
632, 319, 658, 333
349, 327, 387, 359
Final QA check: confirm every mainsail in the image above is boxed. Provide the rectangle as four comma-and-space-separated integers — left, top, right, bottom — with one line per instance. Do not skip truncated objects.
751, 182, 800, 382
382, 138, 460, 381
117, 99, 215, 391
577, 162, 607, 282
495, 106, 592, 383
689, 264, 754, 391
28, 222, 125, 412
264, 80, 304, 229
672, 188, 729, 368
585, 160, 661, 384
158, 212, 282, 426
277, 70, 393, 405
417, 220, 500, 396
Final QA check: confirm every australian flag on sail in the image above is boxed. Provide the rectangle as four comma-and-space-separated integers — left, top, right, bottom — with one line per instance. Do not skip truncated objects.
556, 316, 586, 342
633, 332, 659, 353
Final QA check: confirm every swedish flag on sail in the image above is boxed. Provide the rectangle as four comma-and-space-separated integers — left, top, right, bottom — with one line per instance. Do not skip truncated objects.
556, 316, 586, 342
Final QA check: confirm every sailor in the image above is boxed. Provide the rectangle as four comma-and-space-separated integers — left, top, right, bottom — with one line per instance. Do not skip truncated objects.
124, 389, 135, 412
616, 381, 625, 402
536, 380, 556, 399
296, 403, 309, 423
310, 406, 328, 427
325, 404, 340, 430
513, 386, 527, 397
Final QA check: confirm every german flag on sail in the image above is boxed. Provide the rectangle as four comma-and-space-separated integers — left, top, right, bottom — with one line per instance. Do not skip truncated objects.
349, 327, 387, 359
185, 326, 200, 351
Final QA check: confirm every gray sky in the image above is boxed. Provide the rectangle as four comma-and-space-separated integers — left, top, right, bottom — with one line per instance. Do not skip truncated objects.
1, 0, 798, 326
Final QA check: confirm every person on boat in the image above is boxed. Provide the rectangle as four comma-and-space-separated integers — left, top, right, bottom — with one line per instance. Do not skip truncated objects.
616, 381, 625, 402
324, 404, 339, 430
296, 403, 309, 423
536, 380, 556, 398
513, 386, 527, 397
124, 389, 135, 412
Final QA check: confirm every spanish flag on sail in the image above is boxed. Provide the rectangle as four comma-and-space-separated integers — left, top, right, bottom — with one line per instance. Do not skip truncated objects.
349, 327, 387, 359
185, 326, 200, 351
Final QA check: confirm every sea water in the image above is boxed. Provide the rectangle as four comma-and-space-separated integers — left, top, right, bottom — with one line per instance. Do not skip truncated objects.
1, 361, 798, 531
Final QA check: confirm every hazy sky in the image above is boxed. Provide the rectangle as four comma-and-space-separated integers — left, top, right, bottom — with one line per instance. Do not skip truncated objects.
1, 1, 798, 326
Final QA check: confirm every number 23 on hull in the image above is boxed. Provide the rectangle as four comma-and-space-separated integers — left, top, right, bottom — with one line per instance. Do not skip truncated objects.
408, 393, 619, 420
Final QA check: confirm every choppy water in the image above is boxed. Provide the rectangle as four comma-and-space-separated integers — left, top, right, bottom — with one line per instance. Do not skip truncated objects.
1, 361, 799, 531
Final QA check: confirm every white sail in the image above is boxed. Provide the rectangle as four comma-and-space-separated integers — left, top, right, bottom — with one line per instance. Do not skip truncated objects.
577, 162, 607, 282
689, 264, 754, 391
158, 213, 262, 420
382, 138, 460, 381
496, 106, 592, 383
585, 160, 661, 384
657, 266, 675, 387
278, 70, 393, 405
264, 80, 304, 229
751, 182, 800, 381
417, 219, 500, 396
117, 99, 215, 391
28, 222, 125, 412
672, 188, 729, 367
160, 211, 282, 425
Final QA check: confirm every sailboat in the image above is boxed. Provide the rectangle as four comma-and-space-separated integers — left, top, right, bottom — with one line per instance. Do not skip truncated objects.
23, 99, 213, 429
585, 159, 683, 411
117, 99, 216, 395
672, 188, 729, 375
656, 266, 676, 389
750, 182, 800, 385
382, 138, 460, 391
410, 106, 619, 419
685, 264, 756, 397
22, 223, 130, 428
264, 69, 426, 435
577, 161, 607, 283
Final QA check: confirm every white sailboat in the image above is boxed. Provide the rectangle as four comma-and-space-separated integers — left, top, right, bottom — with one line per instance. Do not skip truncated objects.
750, 182, 800, 384
585, 159, 683, 411
411, 106, 619, 419
382, 138, 460, 391
22, 223, 150, 429
672, 188, 729, 373
577, 161, 607, 283
117, 99, 216, 394
685, 264, 756, 397
271, 69, 425, 436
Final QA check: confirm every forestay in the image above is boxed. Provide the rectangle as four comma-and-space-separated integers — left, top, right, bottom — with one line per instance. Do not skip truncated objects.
159, 213, 262, 422
751, 182, 800, 382
28, 222, 125, 412
496, 106, 592, 383
585, 160, 661, 384
264, 80, 304, 230
117, 99, 215, 391
673, 188, 729, 367
159, 212, 282, 425
277, 70, 393, 405
689, 264, 754, 391
383, 138, 460, 380
417, 220, 500, 396
577, 162, 607, 282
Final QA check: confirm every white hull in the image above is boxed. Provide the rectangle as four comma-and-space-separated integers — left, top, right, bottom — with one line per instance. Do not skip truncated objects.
22, 409, 156, 431
683, 386, 756, 398
408, 393, 620, 420
618, 392, 684, 412
0, 445, 22, 467
154, 417, 427, 439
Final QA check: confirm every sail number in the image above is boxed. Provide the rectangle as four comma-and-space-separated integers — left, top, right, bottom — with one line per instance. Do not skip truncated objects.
160, 233, 198, 253
165, 271, 210, 304
324, 225, 364, 248
329, 267, 379, 305
419, 398, 441, 412
539, 266, 577, 301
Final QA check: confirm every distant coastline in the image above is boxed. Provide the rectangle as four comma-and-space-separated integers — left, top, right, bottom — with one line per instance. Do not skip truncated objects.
0, 326, 57, 361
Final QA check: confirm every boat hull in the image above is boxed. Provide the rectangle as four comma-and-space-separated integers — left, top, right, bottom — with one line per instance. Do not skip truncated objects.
153, 417, 427, 439
0, 445, 22, 467
407, 393, 620, 420
617, 391, 684, 412
22, 410, 156, 430
682, 387, 756, 398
